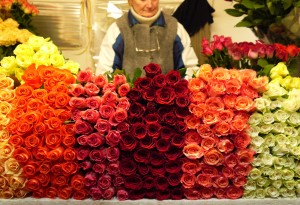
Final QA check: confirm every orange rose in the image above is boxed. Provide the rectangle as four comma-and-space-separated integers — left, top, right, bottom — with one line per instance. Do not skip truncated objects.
184, 130, 202, 145
183, 143, 204, 159
53, 82, 69, 93
60, 124, 75, 136
52, 175, 68, 187
235, 96, 255, 112
1, 189, 14, 199
8, 109, 25, 120
45, 116, 62, 130
43, 92, 57, 106
39, 162, 51, 174
22, 64, 43, 89
23, 162, 38, 177
40, 105, 55, 119
61, 161, 78, 176
25, 134, 41, 149
202, 110, 220, 125
57, 186, 73, 200
34, 122, 47, 134
53, 69, 75, 84
45, 131, 62, 149
190, 91, 207, 103
25, 178, 40, 191
232, 132, 251, 149
225, 78, 241, 95
219, 109, 234, 122
189, 103, 206, 118
26, 98, 43, 111
236, 149, 255, 165
223, 94, 237, 109
0, 76, 14, 89
230, 117, 248, 132
33, 147, 49, 161
203, 148, 224, 166
205, 97, 224, 111
55, 92, 70, 108
23, 111, 42, 124
63, 148, 76, 161
71, 174, 85, 191
234, 164, 252, 176
54, 109, 71, 122
196, 64, 213, 82
228, 69, 242, 81
212, 67, 230, 81
73, 189, 88, 200
45, 186, 58, 199
182, 160, 200, 175
37, 65, 55, 79
32, 89, 48, 100
36, 173, 51, 187
201, 137, 218, 151
44, 78, 59, 92
8, 135, 24, 147
0, 88, 15, 103
196, 174, 213, 187
62, 135, 76, 147
188, 78, 206, 92
217, 139, 234, 154
16, 119, 33, 135
196, 124, 213, 138
207, 79, 226, 96
240, 84, 259, 99
13, 189, 29, 198
15, 85, 34, 98
46, 146, 64, 161
249, 76, 269, 93
180, 173, 196, 188
239, 69, 257, 83
222, 167, 235, 179
184, 115, 200, 129
213, 121, 231, 136
14, 96, 29, 111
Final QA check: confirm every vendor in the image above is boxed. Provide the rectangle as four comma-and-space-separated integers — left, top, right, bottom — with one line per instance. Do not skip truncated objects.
96, 0, 199, 79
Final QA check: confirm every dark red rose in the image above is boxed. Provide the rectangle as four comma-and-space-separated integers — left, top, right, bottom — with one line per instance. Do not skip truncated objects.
86, 133, 105, 147
144, 188, 156, 198
147, 122, 161, 138
175, 106, 191, 118
165, 70, 181, 86
97, 174, 112, 189
94, 118, 111, 134
107, 162, 120, 175
142, 88, 156, 101
113, 176, 124, 187
128, 102, 146, 118
174, 81, 189, 96
162, 111, 177, 125
176, 95, 190, 107
164, 146, 182, 160
170, 187, 183, 200
170, 134, 185, 148
146, 102, 157, 113
117, 122, 130, 133
145, 113, 160, 124
120, 159, 137, 176
120, 133, 138, 151
154, 176, 169, 190
155, 138, 170, 152
152, 74, 166, 88
106, 147, 120, 162
129, 189, 145, 200
155, 86, 176, 105
89, 187, 102, 200
89, 148, 107, 162
167, 173, 181, 186
138, 163, 150, 175
133, 148, 150, 163
156, 190, 170, 200
74, 119, 93, 135
126, 88, 142, 101
131, 122, 147, 139
150, 165, 166, 176
73, 190, 88, 200
79, 160, 93, 170
76, 147, 90, 161
160, 126, 176, 140
117, 189, 129, 201
124, 175, 143, 190
143, 62, 162, 78
184, 188, 200, 200
201, 164, 219, 175
140, 135, 156, 149
143, 176, 154, 189
106, 130, 121, 147
149, 151, 165, 166
77, 135, 88, 146
165, 160, 182, 173
92, 163, 106, 174
175, 121, 188, 133
134, 77, 152, 90
84, 172, 97, 187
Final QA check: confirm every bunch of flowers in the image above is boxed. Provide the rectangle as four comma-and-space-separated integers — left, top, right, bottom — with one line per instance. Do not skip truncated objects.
0, 73, 29, 198
244, 62, 300, 198
0, 35, 80, 84
202, 35, 300, 77
69, 68, 131, 200
0, 0, 39, 60
119, 63, 190, 200
6, 63, 85, 199
181, 64, 268, 199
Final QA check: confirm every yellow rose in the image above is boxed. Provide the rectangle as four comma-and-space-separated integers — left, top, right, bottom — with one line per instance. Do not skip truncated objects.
39, 41, 59, 54
16, 55, 33, 68
0, 113, 10, 127
13, 189, 29, 198
269, 76, 283, 85
14, 67, 25, 83
0, 129, 11, 142
0, 56, 17, 70
13, 44, 35, 56
0, 89, 15, 102
60, 60, 80, 74
4, 158, 22, 175
195, 63, 212, 79
269, 62, 289, 80
32, 51, 50, 66
280, 76, 293, 90
0, 76, 14, 89
0, 188, 14, 199
0, 142, 14, 159
0, 164, 4, 175
0, 176, 8, 190
7, 176, 26, 190
291, 77, 300, 89
27, 35, 48, 51
50, 53, 65, 67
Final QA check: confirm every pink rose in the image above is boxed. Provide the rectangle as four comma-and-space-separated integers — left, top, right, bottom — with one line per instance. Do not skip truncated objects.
102, 91, 118, 103
77, 68, 93, 83
107, 162, 120, 175
69, 97, 87, 109
89, 187, 102, 200
89, 148, 107, 162
103, 82, 116, 92
105, 130, 121, 147
102, 187, 115, 200
76, 147, 90, 161
84, 171, 97, 187
91, 74, 108, 88
117, 189, 128, 201
113, 74, 127, 86
92, 163, 106, 174
97, 174, 112, 189
68, 84, 85, 97
86, 96, 102, 110
84, 82, 100, 96
74, 119, 93, 135
94, 119, 111, 134
117, 97, 130, 110
99, 104, 115, 119
118, 83, 130, 97
81, 109, 100, 124
87, 133, 105, 147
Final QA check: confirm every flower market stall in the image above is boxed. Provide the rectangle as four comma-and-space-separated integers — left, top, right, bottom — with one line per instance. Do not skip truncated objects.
1, 0, 300, 205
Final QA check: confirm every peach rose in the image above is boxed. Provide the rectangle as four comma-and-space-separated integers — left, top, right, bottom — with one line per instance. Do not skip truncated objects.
184, 130, 202, 145
0, 142, 14, 159
180, 173, 196, 188
196, 124, 213, 138
190, 91, 207, 103
196, 64, 213, 82
205, 97, 224, 111
196, 174, 213, 187
189, 103, 206, 118
4, 158, 22, 175
183, 143, 204, 159
249, 76, 269, 93
201, 137, 218, 151
184, 115, 201, 129
188, 78, 206, 92
203, 148, 224, 166
212, 67, 231, 81
202, 110, 220, 125
235, 96, 255, 112
225, 78, 241, 95
239, 69, 257, 83
207, 79, 226, 96
0, 76, 14, 89
0, 88, 15, 103
213, 121, 231, 136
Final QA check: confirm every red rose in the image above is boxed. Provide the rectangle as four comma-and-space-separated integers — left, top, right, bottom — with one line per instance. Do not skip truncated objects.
167, 173, 181, 186
162, 112, 177, 126
201, 164, 218, 175
124, 175, 143, 190
147, 122, 162, 138
120, 159, 137, 176
143, 63, 162, 78
225, 186, 243, 199
155, 138, 170, 152
142, 88, 156, 101
214, 188, 226, 199
137, 163, 150, 175
73, 190, 88, 200
165, 146, 182, 160
128, 102, 145, 118
222, 166, 235, 179
106, 130, 121, 147
234, 164, 252, 176
171, 134, 185, 148
92, 74, 108, 88
23, 162, 38, 177
26, 178, 40, 191
133, 148, 150, 163
199, 187, 214, 199
113, 176, 125, 187
232, 175, 247, 187
174, 80, 189, 96
149, 151, 165, 166
106, 147, 120, 162
107, 162, 120, 175
51, 164, 63, 175
92, 163, 106, 174
129, 189, 145, 200
89, 187, 102, 200
165, 70, 181, 86
156, 190, 170, 200
89, 148, 107, 162
74, 119, 93, 135
120, 133, 138, 151
213, 175, 229, 188
87, 133, 105, 147
79, 160, 93, 170
117, 121, 130, 133
155, 86, 176, 105
232, 132, 251, 149
86, 96, 102, 110
45, 186, 58, 199
117, 189, 129, 201
175, 121, 188, 133
39, 162, 51, 174
150, 165, 166, 176
76, 147, 90, 161
110, 108, 127, 124
134, 77, 152, 90
184, 188, 200, 200
81, 109, 100, 124
127, 89, 142, 101
77, 68, 92, 83
52, 175, 68, 187
196, 174, 213, 187
176, 96, 190, 107
160, 126, 176, 140
97, 174, 112, 189
94, 118, 111, 134
131, 122, 147, 139
237, 149, 255, 165
84, 172, 97, 187
224, 153, 238, 168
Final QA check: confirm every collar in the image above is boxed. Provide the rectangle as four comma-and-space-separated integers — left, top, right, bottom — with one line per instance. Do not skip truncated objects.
127, 10, 166, 27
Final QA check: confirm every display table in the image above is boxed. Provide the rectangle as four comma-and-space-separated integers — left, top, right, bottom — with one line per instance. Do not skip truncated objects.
0, 198, 299, 205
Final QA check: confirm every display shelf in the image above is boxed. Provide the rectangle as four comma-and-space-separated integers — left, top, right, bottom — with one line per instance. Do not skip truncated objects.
0, 198, 299, 205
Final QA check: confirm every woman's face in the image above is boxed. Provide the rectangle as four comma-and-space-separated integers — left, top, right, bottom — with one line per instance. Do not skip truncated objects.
129, 0, 159, 17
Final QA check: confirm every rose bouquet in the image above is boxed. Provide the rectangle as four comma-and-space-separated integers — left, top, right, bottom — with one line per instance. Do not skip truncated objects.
202, 35, 300, 77
6, 64, 85, 199
0, 35, 80, 84
119, 63, 189, 200
68, 68, 131, 200
0, 73, 29, 198
181, 64, 268, 199
244, 62, 300, 198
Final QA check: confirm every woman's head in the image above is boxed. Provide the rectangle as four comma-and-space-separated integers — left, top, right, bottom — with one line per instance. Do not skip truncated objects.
128, 0, 159, 17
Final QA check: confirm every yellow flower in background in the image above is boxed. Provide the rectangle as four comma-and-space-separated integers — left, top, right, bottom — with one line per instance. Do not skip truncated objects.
280, 76, 293, 90
0, 56, 17, 70
14, 67, 24, 81
269, 76, 283, 85
269, 62, 289, 80
32, 51, 50, 66
291, 77, 300, 89
13, 44, 34, 56
15, 55, 33, 68
26, 35, 48, 51
59, 60, 80, 74
50, 53, 65, 67
39, 41, 59, 54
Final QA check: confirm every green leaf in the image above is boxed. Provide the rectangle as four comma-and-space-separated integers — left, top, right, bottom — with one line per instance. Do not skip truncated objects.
132, 67, 142, 83
259, 64, 275, 76
257, 58, 269, 67
281, 0, 293, 10
225, 9, 244, 17
242, 0, 265, 9
178, 68, 187, 78
294, 1, 300, 7
235, 20, 254, 27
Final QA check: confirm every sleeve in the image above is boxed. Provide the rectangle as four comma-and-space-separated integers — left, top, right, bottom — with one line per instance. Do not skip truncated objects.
174, 22, 199, 80
95, 22, 123, 76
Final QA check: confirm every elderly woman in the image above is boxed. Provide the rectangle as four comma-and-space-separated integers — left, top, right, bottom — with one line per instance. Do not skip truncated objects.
96, 0, 199, 78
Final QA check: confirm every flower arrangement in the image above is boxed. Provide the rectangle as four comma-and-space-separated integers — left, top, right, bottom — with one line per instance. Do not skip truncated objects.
202, 35, 300, 77
0, 0, 39, 60
245, 63, 300, 198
